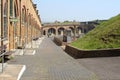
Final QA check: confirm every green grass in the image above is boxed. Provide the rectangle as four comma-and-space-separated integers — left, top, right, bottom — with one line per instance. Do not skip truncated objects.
71, 14, 120, 50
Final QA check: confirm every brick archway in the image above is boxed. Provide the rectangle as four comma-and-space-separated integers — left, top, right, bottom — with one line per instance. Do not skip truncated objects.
77, 26, 82, 35
58, 27, 65, 35
48, 28, 56, 36
68, 27, 74, 36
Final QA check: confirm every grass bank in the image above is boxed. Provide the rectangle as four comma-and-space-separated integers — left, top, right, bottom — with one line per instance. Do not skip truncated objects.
71, 14, 120, 50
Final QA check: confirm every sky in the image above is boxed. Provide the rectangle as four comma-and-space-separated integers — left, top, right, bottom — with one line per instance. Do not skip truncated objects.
33, 0, 120, 23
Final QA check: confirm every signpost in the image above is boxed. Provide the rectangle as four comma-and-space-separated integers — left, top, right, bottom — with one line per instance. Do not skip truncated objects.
10, 17, 19, 22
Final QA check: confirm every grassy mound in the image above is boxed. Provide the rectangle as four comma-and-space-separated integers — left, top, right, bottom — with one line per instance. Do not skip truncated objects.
71, 14, 120, 50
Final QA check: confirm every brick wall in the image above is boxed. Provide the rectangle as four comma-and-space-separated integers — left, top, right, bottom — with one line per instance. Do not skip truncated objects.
65, 45, 120, 59
53, 37, 63, 46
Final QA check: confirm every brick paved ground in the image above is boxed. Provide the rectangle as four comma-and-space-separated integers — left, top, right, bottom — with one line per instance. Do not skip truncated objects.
8, 38, 98, 80
77, 57, 120, 80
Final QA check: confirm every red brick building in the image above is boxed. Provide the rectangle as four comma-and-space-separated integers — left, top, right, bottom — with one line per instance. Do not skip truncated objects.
0, 0, 41, 51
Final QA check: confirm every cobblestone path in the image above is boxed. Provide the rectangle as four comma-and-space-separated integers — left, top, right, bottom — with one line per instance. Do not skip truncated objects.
9, 38, 98, 80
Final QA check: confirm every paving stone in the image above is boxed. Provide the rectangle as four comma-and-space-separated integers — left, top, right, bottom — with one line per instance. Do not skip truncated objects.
77, 57, 120, 80
0, 64, 26, 80
8, 37, 98, 80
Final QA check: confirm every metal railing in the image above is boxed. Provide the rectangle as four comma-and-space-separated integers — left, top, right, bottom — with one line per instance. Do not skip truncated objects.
0, 50, 5, 73
0, 38, 7, 73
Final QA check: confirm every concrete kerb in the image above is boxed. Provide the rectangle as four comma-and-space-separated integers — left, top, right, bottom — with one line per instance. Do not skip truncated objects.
17, 65, 26, 80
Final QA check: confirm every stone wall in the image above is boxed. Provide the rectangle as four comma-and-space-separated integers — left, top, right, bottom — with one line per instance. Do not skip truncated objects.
65, 45, 120, 59
53, 37, 63, 46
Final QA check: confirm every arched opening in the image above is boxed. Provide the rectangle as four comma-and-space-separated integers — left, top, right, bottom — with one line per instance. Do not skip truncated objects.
27, 13, 31, 42
14, 1, 19, 37
48, 28, 56, 36
20, 6, 27, 47
69, 27, 74, 36
13, 0, 20, 49
9, 0, 20, 50
58, 27, 65, 35
1, 0, 8, 51
22, 6, 26, 24
77, 27, 82, 35
43, 30, 46, 35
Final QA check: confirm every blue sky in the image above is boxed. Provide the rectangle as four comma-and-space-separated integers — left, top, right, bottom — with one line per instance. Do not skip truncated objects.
33, 0, 120, 23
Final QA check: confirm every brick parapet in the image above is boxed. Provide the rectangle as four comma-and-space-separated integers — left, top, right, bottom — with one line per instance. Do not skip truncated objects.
65, 45, 120, 59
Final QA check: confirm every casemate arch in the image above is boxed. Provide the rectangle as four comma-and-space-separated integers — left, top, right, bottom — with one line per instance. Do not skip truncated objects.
48, 28, 56, 36
42, 22, 96, 37
58, 27, 65, 35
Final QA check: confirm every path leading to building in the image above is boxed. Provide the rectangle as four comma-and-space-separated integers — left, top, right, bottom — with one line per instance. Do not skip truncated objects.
8, 38, 98, 80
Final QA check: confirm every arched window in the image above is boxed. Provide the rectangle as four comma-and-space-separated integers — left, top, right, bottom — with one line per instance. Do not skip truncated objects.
22, 9, 24, 22
22, 6, 26, 24
14, 1, 18, 37
28, 14, 31, 26
14, 4, 17, 17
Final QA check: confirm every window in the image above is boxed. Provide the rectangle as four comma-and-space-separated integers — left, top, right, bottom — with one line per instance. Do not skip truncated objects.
28, 14, 31, 26
14, 4, 17, 17
22, 9, 24, 23
10, 0, 13, 17
14, 4, 17, 37
3, 1, 8, 38
22, 8, 26, 24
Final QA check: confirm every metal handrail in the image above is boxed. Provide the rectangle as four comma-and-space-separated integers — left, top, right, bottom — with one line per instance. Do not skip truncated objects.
0, 49, 6, 73
0, 38, 7, 73
0, 50, 6, 57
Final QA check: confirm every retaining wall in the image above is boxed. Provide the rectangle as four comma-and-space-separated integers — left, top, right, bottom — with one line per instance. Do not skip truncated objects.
65, 45, 120, 59
53, 37, 63, 46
